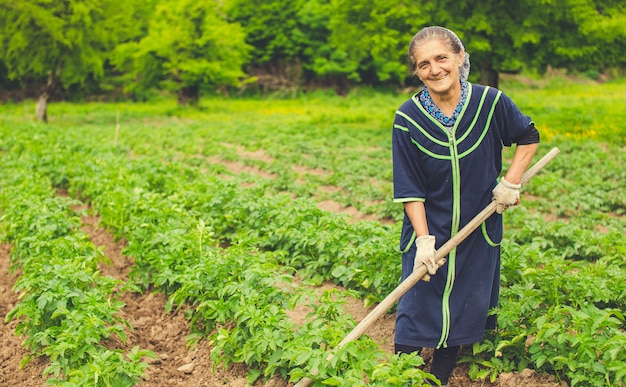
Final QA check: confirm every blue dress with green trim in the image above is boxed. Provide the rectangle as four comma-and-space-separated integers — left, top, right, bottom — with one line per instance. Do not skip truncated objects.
391, 82, 532, 349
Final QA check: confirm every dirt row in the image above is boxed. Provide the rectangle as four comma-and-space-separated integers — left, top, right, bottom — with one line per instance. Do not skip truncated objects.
0, 208, 565, 386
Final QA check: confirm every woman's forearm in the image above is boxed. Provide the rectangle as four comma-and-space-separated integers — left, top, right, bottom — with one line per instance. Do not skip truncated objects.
504, 143, 539, 184
404, 201, 429, 236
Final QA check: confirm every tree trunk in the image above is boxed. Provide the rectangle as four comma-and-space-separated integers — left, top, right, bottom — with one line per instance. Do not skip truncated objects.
35, 71, 58, 123
479, 61, 499, 88
177, 85, 199, 106
35, 92, 49, 123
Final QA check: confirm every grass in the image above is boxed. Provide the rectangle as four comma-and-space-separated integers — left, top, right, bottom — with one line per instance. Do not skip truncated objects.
1, 73, 625, 386
3, 74, 624, 145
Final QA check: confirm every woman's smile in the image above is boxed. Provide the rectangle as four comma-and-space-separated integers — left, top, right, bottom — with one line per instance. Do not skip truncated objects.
413, 39, 464, 101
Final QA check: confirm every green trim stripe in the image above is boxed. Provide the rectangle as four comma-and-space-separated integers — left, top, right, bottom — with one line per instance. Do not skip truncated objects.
481, 222, 500, 247
398, 85, 502, 348
414, 95, 450, 135
394, 124, 409, 132
396, 110, 449, 147
456, 86, 486, 144
402, 231, 417, 254
435, 84, 501, 349
437, 132, 462, 349
438, 249, 456, 347
393, 197, 425, 203
410, 137, 452, 160
453, 85, 473, 137
458, 89, 502, 158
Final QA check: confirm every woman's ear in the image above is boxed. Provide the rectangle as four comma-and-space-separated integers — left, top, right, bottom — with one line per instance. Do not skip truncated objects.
458, 49, 466, 67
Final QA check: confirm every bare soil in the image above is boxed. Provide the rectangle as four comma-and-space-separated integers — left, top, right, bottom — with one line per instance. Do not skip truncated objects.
0, 210, 566, 386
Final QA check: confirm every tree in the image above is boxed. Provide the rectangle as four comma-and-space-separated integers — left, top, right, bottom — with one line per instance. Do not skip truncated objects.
324, 0, 431, 89
518, 0, 626, 74
320, 0, 626, 89
0, 0, 138, 121
226, 0, 324, 92
425, 0, 626, 87
227, 0, 421, 93
417, 0, 534, 88
113, 0, 252, 105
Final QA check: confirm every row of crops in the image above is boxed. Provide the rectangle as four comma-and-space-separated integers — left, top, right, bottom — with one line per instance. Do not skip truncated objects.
1, 83, 625, 386
0, 120, 433, 385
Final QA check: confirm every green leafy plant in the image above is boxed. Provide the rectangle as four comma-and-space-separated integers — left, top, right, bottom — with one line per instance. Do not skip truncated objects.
1, 80, 624, 385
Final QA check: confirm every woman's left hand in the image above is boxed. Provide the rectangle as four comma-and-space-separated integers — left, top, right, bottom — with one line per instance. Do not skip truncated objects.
492, 177, 521, 213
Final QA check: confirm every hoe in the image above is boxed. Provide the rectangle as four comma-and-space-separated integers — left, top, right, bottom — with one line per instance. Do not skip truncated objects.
293, 147, 561, 387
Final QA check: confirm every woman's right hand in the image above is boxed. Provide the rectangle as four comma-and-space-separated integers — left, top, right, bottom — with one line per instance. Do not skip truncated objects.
414, 235, 437, 275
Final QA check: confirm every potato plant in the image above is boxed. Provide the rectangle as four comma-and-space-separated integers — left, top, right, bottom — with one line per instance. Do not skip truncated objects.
0, 78, 625, 385
0, 154, 154, 385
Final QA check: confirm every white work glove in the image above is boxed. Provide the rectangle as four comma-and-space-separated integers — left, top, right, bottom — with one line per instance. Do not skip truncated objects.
492, 177, 521, 214
414, 235, 437, 275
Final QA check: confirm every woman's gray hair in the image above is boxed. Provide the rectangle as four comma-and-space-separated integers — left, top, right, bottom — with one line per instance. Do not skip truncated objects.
408, 26, 471, 82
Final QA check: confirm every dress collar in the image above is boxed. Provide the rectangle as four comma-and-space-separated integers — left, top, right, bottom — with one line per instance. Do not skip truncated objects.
418, 81, 469, 127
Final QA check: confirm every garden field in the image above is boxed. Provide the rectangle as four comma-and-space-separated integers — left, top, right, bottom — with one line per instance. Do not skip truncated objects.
0, 75, 625, 386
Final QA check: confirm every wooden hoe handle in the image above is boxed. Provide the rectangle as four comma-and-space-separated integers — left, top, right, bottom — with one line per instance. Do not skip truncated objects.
294, 147, 560, 387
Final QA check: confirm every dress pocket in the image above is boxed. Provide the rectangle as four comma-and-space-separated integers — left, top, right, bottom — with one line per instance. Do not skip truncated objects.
481, 211, 503, 246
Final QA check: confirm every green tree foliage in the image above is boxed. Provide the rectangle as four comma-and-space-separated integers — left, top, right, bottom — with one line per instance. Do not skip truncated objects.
2, 0, 625, 101
429, 0, 532, 86
226, 0, 331, 91
228, 0, 305, 64
324, 0, 430, 88
0, 0, 137, 120
422, 0, 626, 87
229, 0, 433, 92
113, 0, 252, 104
519, 0, 626, 74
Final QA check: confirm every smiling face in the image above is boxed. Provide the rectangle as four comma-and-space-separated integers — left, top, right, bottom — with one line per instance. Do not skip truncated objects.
412, 39, 465, 100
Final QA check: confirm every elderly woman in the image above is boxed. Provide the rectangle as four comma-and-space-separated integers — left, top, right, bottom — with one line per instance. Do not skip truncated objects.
392, 26, 539, 386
